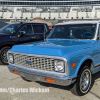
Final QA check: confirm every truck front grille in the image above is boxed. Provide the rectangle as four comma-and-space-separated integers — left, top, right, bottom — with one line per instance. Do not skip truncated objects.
13, 54, 55, 72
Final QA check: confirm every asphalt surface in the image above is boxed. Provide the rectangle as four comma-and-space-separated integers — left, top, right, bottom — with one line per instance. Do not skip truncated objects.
0, 65, 100, 100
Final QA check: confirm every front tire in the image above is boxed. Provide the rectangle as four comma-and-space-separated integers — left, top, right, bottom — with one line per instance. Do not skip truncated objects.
70, 66, 92, 96
0, 46, 11, 65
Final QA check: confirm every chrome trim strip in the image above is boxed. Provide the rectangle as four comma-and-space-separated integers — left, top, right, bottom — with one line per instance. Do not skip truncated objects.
94, 22, 99, 40
1, 5, 100, 7
8, 51, 69, 77
56, 21, 98, 25
94, 64, 100, 68
0, 0, 100, 2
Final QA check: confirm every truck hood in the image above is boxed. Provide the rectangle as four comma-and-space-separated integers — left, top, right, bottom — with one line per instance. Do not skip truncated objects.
10, 39, 95, 57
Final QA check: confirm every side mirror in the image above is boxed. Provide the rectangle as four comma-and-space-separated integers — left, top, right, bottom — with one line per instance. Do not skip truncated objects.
18, 31, 26, 38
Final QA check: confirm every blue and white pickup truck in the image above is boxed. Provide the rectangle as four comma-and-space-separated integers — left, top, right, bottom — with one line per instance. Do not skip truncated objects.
7, 21, 100, 96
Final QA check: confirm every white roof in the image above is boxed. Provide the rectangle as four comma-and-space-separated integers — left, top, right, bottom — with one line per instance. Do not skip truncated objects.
56, 20, 100, 25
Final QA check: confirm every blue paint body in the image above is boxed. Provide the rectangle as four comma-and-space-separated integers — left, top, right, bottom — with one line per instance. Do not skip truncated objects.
9, 38, 100, 78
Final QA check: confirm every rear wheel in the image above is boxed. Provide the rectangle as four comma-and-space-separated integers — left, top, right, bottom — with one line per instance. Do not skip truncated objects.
0, 46, 11, 65
70, 66, 92, 96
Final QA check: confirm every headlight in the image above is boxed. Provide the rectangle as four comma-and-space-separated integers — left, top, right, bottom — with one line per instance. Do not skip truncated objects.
8, 54, 14, 64
54, 60, 64, 72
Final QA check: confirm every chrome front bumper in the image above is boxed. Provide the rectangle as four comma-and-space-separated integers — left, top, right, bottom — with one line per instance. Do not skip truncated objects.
8, 65, 76, 86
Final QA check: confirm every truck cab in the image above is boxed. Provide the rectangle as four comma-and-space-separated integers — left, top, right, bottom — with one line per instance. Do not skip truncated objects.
7, 21, 100, 96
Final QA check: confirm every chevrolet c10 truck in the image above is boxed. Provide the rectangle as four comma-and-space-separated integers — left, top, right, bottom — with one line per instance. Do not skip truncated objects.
7, 21, 100, 96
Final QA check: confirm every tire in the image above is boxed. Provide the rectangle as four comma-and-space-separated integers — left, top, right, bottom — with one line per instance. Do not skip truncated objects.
21, 76, 32, 82
0, 46, 11, 65
70, 66, 92, 96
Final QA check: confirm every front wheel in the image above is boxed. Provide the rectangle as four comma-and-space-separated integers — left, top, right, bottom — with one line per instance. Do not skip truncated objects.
0, 46, 11, 65
70, 66, 92, 96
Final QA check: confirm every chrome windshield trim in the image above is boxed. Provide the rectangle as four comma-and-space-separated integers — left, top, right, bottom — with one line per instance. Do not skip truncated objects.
52, 22, 98, 41
8, 51, 69, 77
93, 22, 99, 41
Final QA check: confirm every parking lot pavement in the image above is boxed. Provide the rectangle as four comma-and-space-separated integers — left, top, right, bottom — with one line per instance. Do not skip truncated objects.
0, 65, 100, 100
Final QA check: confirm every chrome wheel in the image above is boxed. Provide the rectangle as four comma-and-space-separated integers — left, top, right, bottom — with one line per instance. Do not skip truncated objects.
1, 48, 9, 63
80, 71, 90, 91
70, 66, 92, 96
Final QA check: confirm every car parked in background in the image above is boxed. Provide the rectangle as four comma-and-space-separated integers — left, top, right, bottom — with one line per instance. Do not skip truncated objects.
0, 22, 50, 64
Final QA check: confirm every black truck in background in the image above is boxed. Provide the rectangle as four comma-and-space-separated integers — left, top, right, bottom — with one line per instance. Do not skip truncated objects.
0, 23, 50, 64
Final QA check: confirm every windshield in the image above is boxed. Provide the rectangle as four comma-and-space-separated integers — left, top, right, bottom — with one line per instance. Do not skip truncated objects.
0, 24, 22, 34
48, 24, 96, 39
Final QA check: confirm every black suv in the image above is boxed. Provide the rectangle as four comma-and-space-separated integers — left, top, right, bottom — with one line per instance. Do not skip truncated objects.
0, 22, 50, 64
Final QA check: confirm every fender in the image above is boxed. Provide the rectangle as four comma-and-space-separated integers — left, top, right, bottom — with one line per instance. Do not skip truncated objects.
75, 55, 94, 76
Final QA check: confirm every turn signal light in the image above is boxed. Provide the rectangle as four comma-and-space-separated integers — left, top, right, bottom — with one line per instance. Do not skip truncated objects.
13, 70, 18, 74
71, 62, 76, 67
45, 78, 55, 83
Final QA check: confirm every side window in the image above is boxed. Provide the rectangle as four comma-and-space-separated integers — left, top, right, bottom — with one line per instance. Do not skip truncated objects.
20, 25, 33, 35
32, 25, 45, 34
